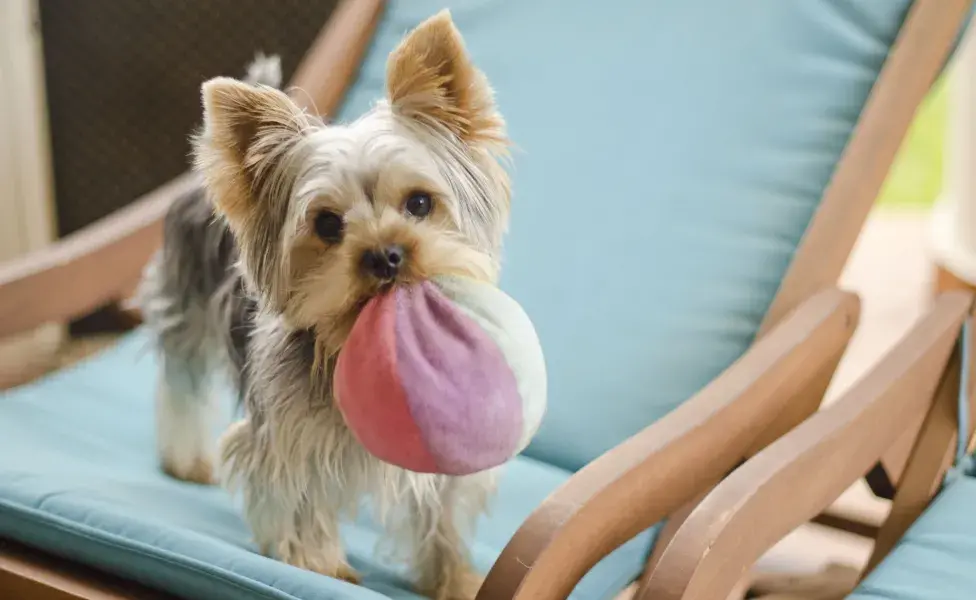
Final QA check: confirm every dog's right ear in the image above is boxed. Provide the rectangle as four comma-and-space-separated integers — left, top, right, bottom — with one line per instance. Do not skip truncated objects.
194, 77, 310, 227
386, 10, 505, 147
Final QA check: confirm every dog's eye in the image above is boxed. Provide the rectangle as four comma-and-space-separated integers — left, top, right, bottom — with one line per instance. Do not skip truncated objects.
404, 191, 433, 218
313, 211, 344, 243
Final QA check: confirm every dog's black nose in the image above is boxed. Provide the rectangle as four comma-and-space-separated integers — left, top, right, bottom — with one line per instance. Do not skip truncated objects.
361, 245, 405, 280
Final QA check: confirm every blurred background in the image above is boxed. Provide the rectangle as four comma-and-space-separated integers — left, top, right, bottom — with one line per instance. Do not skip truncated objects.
0, 0, 340, 335
0, 0, 342, 386
0, 0, 970, 594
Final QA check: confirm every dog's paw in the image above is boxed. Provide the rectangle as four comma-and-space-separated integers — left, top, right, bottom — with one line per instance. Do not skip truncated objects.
420, 569, 482, 600
278, 543, 360, 584
161, 455, 215, 485
335, 562, 362, 585
307, 560, 360, 585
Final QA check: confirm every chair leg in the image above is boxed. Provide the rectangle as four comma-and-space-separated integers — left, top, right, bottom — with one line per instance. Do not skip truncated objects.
749, 564, 859, 600
0, 538, 176, 599
810, 509, 880, 539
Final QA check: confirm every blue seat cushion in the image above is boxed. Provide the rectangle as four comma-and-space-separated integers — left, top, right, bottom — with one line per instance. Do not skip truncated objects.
849, 476, 976, 600
0, 333, 658, 599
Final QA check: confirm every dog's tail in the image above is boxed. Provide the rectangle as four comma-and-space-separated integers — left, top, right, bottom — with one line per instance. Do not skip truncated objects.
244, 52, 283, 89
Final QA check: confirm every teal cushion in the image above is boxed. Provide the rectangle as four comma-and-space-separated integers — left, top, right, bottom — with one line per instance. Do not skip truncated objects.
849, 476, 976, 600
0, 333, 658, 599
339, 0, 919, 471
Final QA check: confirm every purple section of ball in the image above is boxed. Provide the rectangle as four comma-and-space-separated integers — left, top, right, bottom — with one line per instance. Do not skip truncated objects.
393, 281, 523, 474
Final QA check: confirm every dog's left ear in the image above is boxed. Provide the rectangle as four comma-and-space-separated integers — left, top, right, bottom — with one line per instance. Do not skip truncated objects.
194, 77, 311, 227
386, 10, 505, 146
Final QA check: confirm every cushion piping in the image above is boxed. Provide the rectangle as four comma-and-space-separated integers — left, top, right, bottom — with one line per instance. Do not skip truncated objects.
0, 497, 359, 600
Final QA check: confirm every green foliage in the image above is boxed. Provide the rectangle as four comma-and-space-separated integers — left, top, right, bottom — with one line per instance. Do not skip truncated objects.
875, 75, 948, 209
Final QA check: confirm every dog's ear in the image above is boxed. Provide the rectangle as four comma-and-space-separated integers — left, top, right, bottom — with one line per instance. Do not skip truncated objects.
194, 77, 310, 226
386, 10, 505, 146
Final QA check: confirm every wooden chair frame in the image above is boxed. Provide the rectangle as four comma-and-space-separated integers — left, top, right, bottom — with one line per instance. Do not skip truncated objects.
638, 292, 976, 600
0, 0, 967, 598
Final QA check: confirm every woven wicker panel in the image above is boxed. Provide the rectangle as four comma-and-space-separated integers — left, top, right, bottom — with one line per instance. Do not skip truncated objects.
39, 0, 340, 237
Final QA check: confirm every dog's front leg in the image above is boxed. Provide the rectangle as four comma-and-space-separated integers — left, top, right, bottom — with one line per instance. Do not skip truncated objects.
261, 498, 358, 583
409, 472, 496, 600
220, 420, 359, 583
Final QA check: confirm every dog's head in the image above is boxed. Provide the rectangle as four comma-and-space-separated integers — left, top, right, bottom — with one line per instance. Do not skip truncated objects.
193, 11, 510, 354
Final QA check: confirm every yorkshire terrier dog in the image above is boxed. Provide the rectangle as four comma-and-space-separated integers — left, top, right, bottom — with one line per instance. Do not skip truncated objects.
138, 12, 510, 600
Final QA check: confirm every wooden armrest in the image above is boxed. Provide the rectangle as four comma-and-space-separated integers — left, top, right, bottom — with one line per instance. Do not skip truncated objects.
0, 174, 194, 339
477, 288, 860, 600
637, 291, 974, 600
0, 0, 385, 340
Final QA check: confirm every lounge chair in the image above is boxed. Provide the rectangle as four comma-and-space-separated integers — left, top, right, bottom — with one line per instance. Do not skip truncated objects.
0, 0, 966, 598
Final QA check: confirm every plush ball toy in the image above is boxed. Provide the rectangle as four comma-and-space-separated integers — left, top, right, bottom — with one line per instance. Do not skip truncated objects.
334, 275, 547, 475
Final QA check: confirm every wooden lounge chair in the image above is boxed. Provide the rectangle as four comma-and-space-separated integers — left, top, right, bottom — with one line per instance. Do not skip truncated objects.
0, 0, 967, 598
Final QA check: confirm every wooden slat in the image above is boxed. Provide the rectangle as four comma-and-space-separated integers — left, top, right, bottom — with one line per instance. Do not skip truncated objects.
479, 290, 859, 600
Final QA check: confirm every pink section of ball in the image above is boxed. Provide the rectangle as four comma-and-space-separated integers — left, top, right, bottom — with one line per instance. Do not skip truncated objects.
334, 287, 439, 473
393, 281, 522, 474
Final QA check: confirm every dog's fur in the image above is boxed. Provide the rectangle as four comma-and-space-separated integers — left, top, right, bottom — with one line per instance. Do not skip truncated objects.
137, 12, 511, 599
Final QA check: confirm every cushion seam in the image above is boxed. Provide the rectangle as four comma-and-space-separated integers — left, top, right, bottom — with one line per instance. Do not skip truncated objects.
0, 497, 305, 600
